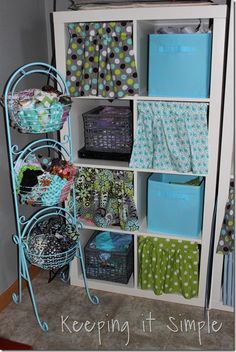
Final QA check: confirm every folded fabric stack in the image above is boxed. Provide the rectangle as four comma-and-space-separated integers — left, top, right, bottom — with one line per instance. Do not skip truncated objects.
8, 86, 71, 133
16, 153, 76, 205
89, 231, 133, 252
74, 167, 139, 231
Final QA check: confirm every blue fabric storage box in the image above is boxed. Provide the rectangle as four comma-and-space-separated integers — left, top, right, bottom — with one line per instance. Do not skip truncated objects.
148, 33, 212, 98
147, 173, 204, 238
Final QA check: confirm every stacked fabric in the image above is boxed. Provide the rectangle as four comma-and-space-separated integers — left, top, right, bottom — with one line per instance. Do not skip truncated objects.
74, 168, 139, 231
8, 86, 71, 133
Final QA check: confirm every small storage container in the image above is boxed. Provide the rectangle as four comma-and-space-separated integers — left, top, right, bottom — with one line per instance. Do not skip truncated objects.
80, 106, 133, 160
147, 173, 205, 237
84, 231, 134, 284
148, 33, 212, 98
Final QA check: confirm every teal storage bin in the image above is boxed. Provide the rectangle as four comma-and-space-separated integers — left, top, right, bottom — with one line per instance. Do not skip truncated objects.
147, 173, 204, 238
148, 33, 212, 98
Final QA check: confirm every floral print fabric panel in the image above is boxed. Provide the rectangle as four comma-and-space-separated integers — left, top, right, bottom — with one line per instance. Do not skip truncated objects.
138, 236, 199, 299
129, 101, 208, 174
66, 21, 139, 98
74, 168, 139, 231
217, 179, 235, 254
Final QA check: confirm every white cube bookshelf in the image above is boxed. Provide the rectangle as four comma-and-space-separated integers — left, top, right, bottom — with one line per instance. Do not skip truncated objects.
53, 2, 227, 308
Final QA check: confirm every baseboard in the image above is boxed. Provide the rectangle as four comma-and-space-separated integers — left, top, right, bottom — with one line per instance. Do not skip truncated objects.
0, 266, 41, 312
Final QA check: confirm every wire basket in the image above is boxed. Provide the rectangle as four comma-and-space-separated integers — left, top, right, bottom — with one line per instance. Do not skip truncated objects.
8, 89, 71, 133
24, 242, 77, 270
18, 176, 73, 206
82, 106, 133, 154
23, 214, 79, 270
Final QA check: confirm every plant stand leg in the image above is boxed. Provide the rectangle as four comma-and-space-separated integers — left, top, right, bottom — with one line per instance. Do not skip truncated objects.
76, 241, 99, 305
12, 238, 48, 332
12, 236, 23, 304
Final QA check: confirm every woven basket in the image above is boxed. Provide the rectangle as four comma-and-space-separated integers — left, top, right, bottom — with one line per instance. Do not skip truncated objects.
84, 231, 134, 284
82, 106, 133, 154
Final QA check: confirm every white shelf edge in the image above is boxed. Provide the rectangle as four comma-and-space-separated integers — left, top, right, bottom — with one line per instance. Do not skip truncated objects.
71, 95, 210, 103
77, 274, 134, 290
132, 168, 207, 176
74, 160, 130, 171
79, 221, 136, 235
136, 96, 210, 103
73, 278, 204, 307
79, 219, 202, 244
74, 160, 207, 177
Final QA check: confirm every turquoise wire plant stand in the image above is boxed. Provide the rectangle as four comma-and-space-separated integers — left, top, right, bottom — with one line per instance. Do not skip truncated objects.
3, 62, 99, 332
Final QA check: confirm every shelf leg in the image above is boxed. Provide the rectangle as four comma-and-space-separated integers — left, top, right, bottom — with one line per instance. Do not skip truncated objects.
76, 241, 99, 305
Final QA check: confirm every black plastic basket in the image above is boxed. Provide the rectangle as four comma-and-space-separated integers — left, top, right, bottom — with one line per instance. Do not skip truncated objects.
84, 231, 134, 284
82, 106, 133, 154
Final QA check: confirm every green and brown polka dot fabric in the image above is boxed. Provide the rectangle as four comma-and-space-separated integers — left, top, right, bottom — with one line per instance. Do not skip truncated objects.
138, 236, 199, 299
66, 21, 139, 98
217, 179, 234, 254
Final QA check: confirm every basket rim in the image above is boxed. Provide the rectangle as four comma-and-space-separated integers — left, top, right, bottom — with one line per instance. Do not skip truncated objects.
82, 105, 132, 118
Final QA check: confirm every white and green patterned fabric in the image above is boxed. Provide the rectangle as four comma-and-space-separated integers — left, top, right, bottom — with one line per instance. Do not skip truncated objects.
66, 21, 139, 98
138, 236, 199, 299
129, 101, 208, 174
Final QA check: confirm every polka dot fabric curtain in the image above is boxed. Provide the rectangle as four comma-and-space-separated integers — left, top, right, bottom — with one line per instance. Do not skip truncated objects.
66, 21, 139, 98
129, 101, 209, 174
138, 236, 199, 299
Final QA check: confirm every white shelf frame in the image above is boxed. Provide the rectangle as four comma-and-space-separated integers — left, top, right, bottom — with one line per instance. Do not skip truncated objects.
209, 0, 234, 312
54, 3, 227, 308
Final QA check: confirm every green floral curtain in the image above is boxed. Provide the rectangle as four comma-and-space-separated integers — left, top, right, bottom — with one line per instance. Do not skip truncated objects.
74, 168, 139, 231
66, 21, 139, 98
138, 236, 199, 299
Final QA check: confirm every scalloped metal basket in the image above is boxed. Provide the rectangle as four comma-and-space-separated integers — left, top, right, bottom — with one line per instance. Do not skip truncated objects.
22, 208, 79, 270
23, 241, 77, 270
18, 177, 73, 206
9, 89, 71, 134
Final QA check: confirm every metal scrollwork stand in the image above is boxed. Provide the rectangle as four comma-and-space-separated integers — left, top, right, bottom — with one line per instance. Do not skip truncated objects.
3, 62, 99, 332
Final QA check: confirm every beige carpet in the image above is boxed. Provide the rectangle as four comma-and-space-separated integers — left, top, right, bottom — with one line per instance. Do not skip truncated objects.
0, 271, 234, 351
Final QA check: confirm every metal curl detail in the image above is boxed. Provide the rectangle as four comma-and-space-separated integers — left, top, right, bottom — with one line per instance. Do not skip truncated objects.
11, 144, 20, 155
18, 216, 28, 225
62, 134, 70, 144
12, 234, 20, 245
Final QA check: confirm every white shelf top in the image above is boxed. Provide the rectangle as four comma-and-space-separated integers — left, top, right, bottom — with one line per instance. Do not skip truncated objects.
72, 95, 210, 103
74, 159, 207, 177
54, 4, 227, 22
74, 158, 130, 170
79, 217, 202, 244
